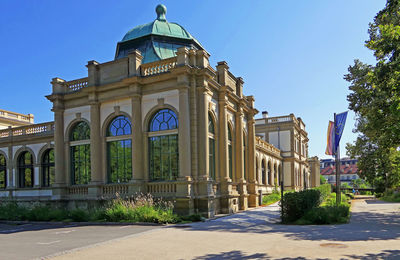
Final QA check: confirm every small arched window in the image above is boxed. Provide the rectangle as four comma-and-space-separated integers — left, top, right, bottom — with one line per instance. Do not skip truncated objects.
18, 152, 34, 188
70, 121, 91, 185
228, 125, 233, 180
42, 149, 55, 187
208, 113, 216, 180
107, 116, 132, 183
0, 154, 6, 189
148, 109, 178, 181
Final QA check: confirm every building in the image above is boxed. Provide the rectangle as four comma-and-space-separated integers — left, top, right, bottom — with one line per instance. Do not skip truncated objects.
320, 157, 359, 185
0, 109, 34, 130
0, 5, 317, 217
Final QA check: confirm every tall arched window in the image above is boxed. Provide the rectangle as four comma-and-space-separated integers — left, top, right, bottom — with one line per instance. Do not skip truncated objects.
255, 158, 259, 183
243, 132, 247, 180
107, 116, 132, 183
18, 152, 34, 188
149, 109, 178, 181
262, 159, 266, 185
70, 121, 91, 185
42, 149, 55, 187
208, 113, 216, 180
274, 164, 278, 186
0, 154, 6, 189
267, 161, 272, 185
228, 125, 233, 180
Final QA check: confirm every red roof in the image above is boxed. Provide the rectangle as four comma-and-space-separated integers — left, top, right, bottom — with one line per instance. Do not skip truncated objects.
321, 164, 358, 175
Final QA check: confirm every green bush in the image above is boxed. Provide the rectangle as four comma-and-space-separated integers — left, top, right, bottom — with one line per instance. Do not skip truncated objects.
381, 191, 400, 202
262, 193, 281, 205
0, 202, 29, 221
281, 189, 321, 223
296, 204, 350, 225
314, 184, 331, 202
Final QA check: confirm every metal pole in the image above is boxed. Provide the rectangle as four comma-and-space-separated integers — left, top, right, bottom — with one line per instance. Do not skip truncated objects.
334, 113, 341, 205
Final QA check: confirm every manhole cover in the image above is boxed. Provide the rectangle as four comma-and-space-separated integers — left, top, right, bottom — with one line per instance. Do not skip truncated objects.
320, 243, 348, 248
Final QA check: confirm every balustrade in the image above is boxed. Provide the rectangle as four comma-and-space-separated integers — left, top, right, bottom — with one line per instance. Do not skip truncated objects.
141, 57, 177, 76
0, 122, 54, 139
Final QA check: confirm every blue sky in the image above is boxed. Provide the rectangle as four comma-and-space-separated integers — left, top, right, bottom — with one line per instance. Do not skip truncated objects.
0, 0, 386, 159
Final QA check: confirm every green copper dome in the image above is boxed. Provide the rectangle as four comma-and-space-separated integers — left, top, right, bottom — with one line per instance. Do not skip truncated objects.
115, 4, 204, 63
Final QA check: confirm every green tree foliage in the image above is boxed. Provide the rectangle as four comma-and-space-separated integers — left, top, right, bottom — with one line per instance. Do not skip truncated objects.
345, 0, 400, 192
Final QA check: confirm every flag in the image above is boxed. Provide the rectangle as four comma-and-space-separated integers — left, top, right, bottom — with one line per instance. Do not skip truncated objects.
325, 121, 335, 155
334, 111, 348, 152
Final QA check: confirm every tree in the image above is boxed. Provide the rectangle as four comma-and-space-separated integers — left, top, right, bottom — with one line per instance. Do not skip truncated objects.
345, 0, 400, 192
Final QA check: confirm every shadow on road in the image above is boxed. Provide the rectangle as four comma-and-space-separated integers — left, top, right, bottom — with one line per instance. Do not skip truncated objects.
170, 202, 400, 242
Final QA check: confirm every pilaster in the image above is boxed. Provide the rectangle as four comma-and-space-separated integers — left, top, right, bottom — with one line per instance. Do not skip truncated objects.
178, 86, 191, 180
131, 93, 144, 182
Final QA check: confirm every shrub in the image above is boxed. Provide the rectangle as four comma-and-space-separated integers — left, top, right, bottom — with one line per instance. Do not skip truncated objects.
297, 204, 350, 225
0, 202, 29, 220
281, 189, 321, 223
69, 208, 90, 222
314, 184, 331, 202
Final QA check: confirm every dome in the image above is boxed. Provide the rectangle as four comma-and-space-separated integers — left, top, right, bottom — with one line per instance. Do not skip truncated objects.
115, 4, 204, 63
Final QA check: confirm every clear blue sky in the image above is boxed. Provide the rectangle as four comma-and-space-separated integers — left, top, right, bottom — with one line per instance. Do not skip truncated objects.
0, 0, 386, 159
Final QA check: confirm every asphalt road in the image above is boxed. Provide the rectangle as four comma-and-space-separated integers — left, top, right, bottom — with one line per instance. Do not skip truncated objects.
0, 222, 159, 260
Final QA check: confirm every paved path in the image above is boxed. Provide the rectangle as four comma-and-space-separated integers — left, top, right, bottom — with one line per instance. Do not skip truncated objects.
50, 200, 400, 260
0, 223, 159, 260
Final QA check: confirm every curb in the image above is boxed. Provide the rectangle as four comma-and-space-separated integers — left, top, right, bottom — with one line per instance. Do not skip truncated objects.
0, 220, 166, 226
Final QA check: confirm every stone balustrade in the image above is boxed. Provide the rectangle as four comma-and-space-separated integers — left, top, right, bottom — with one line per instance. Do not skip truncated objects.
0, 121, 54, 139
102, 184, 129, 196
65, 77, 89, 92
255, 136, 281, 157
0, 109, 34, 123
141, 57, 177, 76
147, 182, 177, 197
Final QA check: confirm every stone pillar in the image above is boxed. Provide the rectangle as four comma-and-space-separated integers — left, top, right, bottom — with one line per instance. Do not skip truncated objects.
131, 94, 143, 182
178, 87, 191, 179
247, 117, 258, 207
86, 60, 99, 87
128, 50, 143, 77
7, 141, 13, 188
89, 102, 102, 185
218, 88, 228, 181
235, 108, 247, 210
198, 87, 209, 179
54, 109, 65, 186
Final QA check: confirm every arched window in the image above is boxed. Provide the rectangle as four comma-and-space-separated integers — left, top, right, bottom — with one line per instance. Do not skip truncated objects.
262, 159, 266, 185
0, 154, 6, 189
70, 121, 91, 185
208, 113, 216, 180
148, 109, 178, 181
274, 164, 278, 186
42, 149, 55, 187
243, 132, 247, 180
255, 158, 259, 183
267, 161, 272, 185
107, 116, 132, 183
18, 152, 34, 188
228, 125, 233, 180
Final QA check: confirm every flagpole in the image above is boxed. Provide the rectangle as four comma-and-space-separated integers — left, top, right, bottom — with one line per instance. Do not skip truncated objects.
334, 113, 341, 205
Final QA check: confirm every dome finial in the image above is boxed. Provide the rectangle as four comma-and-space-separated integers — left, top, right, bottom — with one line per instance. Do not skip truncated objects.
156, 4, 167, 21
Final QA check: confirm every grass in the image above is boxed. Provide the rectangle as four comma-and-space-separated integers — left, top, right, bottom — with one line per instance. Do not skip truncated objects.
0, 193, 203, 224
262, 193, 281, 205
380, 192, 400, 203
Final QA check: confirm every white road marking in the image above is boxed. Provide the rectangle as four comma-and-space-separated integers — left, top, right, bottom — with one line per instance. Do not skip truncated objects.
55, 230, 76, 234
37, 240, 61, 245
119, 226, 131, 229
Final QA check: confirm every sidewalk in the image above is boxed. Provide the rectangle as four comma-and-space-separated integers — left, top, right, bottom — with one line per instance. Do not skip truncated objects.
50, 200, 400, 260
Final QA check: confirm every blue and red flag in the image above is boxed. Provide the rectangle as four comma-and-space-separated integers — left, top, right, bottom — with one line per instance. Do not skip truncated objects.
325, 111, 348, 156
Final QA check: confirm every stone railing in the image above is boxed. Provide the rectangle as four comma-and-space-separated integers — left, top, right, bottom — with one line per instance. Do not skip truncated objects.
65, 77, 88, 92
102, 184, 129, 196
266, 115, 294, 124
147, 182, 177, 197
68, 186, 88, 195
0, 122, 54, 139
141, 57, 177, 76
255, 136, 281, 157
0, 109, 34, 123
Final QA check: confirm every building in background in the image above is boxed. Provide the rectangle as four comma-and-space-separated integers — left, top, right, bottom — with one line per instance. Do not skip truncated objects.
0, 5, 319, 217
0, 109, 34, 130
320, 157, 359, 185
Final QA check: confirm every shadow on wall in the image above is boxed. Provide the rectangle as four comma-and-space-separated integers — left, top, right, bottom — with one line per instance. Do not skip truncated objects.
170, 204, 400, 242
191, 250, 400, 260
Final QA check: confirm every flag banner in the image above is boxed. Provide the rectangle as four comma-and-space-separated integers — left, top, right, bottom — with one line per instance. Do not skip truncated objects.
334, 111, 348, 152
325, 121, 335, 155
